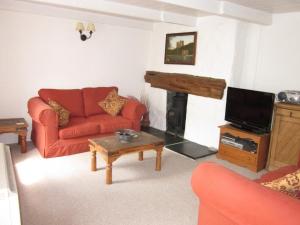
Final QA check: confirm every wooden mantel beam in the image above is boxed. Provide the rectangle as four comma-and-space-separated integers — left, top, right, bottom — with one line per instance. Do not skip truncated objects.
144, 71, 226, 99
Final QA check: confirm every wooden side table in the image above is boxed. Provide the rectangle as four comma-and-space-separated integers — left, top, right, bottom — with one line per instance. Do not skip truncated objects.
0, 118, 28, 153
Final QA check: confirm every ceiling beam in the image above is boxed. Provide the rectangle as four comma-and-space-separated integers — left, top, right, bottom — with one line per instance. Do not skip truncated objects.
25, 0, 161, 21
21, 0, 198, 26
0, 0, 154, 30
158, 0, 220, 14
158, 0, 272, 25
220, 1, 272, 25
5, 0, 273, 26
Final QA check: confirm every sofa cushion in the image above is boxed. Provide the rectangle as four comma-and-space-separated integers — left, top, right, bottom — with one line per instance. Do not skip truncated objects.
59, 117, 99, 139
82, 87, 117, 117
261, 169, 300, 199
48, 100, 70, 127
87, 114, 132, 134
98, 89, 127, 116
39, 89, 84, 117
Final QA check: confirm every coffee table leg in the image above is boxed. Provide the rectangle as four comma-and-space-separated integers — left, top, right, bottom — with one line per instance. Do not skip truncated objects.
139, 151, 144, 161
155, 147, 163, 171
19, 133, 27, 153
106, 162, 112, 185
91, 151, 97, 171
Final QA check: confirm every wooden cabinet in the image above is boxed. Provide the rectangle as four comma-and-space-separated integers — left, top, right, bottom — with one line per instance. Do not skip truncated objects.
217, 124, 270, 172
267, 103, 300, 171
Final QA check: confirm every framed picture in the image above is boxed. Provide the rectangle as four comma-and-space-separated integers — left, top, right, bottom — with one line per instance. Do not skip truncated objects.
164, 32, 197, 65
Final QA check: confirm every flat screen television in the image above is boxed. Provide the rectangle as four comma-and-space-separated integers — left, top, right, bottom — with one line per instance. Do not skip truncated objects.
225, 87, 275, 133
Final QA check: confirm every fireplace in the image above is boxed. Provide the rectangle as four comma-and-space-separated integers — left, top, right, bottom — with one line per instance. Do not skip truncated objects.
143, 71, 222, 159
166, 91, 188, 137
145, 71, 226, 136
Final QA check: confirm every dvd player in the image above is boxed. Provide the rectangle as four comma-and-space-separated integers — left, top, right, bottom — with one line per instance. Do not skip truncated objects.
221, 133, 257, 152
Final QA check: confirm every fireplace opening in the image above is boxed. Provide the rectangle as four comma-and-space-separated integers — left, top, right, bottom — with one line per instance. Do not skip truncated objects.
166, 91, 188, 137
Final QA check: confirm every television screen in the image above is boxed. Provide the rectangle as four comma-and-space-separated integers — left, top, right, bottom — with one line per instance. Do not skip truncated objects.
225, 87, 275, 133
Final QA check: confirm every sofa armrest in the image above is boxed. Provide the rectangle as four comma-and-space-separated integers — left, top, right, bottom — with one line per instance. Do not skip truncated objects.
121, 99, 147, 121
191, 162, 300, 225
28, 97, 58, 126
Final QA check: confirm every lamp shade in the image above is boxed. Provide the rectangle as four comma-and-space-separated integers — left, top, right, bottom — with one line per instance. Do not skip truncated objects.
86, 23, 96, 32
76, 22, 85, 31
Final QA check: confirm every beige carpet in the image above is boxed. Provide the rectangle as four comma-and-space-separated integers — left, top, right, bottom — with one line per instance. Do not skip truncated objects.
10, 143, 265, 225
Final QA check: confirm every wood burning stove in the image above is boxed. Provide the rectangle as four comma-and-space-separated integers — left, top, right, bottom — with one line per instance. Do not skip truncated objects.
166, 92, 188, 137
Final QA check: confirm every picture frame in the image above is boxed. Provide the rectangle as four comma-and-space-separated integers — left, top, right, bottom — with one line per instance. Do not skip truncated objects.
164, 32, 197, 65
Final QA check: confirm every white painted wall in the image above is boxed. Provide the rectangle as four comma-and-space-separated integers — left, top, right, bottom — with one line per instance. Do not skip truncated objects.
0, 10, 152, 143
146, 17, 239, 148
234, 13, 300, 94
230, 22, 262, 90
253, 13, 300, 93
1, 9, 300, 149
232, 12, 300, 94
146, 12, 300, 149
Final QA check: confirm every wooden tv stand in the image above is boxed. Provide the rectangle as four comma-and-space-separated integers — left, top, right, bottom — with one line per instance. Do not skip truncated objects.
217, 124, 270, 172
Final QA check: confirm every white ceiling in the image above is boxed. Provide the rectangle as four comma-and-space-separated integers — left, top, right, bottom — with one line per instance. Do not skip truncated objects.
108, 0, 208, 16
1, 0, 300, 27
223, 0, 300, 13
110, 0, 300, 14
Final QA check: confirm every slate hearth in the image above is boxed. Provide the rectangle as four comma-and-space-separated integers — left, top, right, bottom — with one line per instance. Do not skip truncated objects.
142, 127, 216, 160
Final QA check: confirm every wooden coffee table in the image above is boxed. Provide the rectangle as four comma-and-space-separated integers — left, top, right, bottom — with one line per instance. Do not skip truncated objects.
89, 132, 164, 185
0, 118, 28, 153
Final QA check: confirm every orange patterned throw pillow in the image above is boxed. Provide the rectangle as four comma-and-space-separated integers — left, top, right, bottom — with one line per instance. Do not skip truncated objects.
48, 100, 70, 127
261, 169, 300, 199
98, 89, 127, 116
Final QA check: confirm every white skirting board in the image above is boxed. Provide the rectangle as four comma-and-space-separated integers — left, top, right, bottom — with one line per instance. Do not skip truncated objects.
0, 143, 21, 225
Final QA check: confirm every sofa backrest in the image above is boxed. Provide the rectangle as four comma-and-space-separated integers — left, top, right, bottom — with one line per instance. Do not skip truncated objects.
38, 89, 85, 117
38, 87, 119, 118
82, 87, 117, 117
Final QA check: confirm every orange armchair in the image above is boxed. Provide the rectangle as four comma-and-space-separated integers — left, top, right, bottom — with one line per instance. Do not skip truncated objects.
191, 162, 300, 225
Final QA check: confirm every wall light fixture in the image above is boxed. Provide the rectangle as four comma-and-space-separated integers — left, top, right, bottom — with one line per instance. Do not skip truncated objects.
76, 22, 96, 41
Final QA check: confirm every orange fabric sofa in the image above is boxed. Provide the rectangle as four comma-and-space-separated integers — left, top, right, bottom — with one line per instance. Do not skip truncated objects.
28, 87, 146, 158
191, 157, 300, 225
